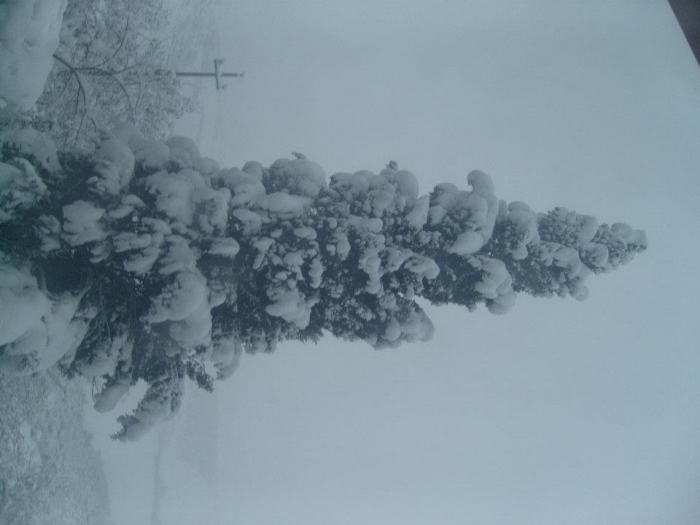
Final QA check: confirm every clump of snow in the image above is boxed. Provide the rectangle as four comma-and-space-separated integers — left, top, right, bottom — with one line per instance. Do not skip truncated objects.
611, 223, 648, 252
90, 139, 135, 194
129, 138, 171, 171
195, 156, 220, 177
193, 185, 230, 234
386, 169, 419, 200
0, 260, 50, 348
114, 233, 159, 273
208, 237, 240, 258
74, 332, 132, 378
373, 308, 435, 349
158, 235, 198, 275
426, 171, 501, 256
404, 195, 429, 230
145, 169, 207, 226
218, 167, 266, 207
383, 317, 401, 342
404, 254, 440, 280
447, 231, 485, 255
265, 286, 318, 329
0, 127, 61, 176
584, 222, 648, 272
147, 270, 212, 348
0, 282, 89, 376
107, 193, 145, 220
93, 377, 131, 413
242, 160, 264, 179
211, 338, 243, 380
428, 183, 458, 225
232, 208, 264, 234
61, 200, 108, 246
467, 169, 495, 195
308, 256, 324, 288
267, 157, 326, 198
474, 257, 516, 315
538, 207, 599, 249
165, 135, 201, 168
0, 253, 93, 376
0, 0, 68, 117
257, 192, 312, 219
114, 375, 184, 442
330, 171, 370, 201
584, 242, 609, 268
0, 158, 47, 222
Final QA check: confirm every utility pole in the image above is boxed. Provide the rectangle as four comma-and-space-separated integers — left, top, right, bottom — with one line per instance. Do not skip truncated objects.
176, 59, 244, 90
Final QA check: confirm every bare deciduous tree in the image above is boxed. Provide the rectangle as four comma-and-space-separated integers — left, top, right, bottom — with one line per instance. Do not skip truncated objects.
31, 0, 195, 147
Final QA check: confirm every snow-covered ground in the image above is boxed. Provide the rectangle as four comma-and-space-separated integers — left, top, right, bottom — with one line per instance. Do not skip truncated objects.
0, 371, 110, 525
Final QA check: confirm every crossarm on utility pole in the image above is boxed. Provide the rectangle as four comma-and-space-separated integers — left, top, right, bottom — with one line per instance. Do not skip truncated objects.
175, 59, 244, 90
175, 73, 218, 77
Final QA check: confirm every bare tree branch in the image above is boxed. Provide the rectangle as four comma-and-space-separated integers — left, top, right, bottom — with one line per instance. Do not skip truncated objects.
52, 53, 88, 112
90, 16, 130, 70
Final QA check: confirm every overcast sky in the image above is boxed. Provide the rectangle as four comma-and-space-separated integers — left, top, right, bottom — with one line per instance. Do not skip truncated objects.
88, 1, 700, 524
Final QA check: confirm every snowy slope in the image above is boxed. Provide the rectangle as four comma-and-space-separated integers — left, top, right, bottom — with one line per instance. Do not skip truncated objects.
0, 371, 110, 525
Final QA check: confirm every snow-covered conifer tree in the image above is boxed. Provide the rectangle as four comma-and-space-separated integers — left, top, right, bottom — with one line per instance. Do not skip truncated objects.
0, 125, 647, 440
